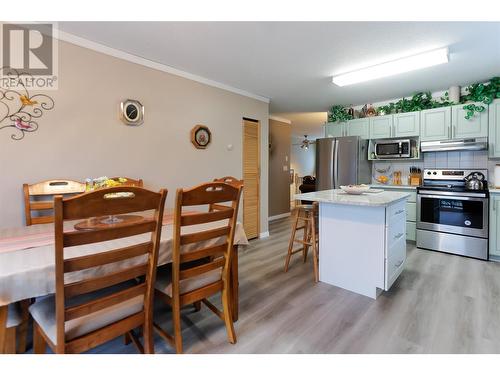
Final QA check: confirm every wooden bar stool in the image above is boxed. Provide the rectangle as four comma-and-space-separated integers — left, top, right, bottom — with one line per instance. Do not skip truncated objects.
284, 203, 319, 282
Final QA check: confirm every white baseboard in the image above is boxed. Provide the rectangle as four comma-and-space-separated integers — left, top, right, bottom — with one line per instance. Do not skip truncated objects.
259, 231, 270, 239
268, 212, 291, 222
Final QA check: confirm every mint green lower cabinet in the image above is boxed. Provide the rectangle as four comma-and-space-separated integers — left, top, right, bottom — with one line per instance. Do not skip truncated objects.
394, 112, 420, 137
369, 115, 393, 139
489, 195, 500, 257
420, 107, 451, 141
406, 222, 416, 242
452, 102, 488, 139
325, 122, 345, 137
489, 99, 500, 158
346, 118, 370, 139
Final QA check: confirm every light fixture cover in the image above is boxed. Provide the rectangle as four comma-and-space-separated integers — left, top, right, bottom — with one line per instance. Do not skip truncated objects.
332, 48, 449, 87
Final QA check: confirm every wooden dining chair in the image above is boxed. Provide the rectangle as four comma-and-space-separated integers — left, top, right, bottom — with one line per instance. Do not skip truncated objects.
23, 179, 86, 226
109, 177, 144, 187
29, 186, 167, 354
153, 182, 243, 353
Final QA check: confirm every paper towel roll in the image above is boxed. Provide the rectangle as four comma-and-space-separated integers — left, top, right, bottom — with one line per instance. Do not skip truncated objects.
495, 165, 500, 188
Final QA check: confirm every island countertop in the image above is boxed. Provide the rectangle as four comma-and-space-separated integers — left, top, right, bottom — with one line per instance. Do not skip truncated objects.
294, 189, 410, 207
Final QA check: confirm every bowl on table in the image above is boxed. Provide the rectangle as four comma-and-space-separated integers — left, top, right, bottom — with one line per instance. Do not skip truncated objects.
340, 184, 371, 195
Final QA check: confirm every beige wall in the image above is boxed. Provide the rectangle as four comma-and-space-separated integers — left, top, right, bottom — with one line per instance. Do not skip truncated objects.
268, 119, 291, 218
0, 39, 269, 230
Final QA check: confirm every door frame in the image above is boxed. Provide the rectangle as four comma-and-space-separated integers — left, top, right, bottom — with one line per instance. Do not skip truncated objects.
242, 117, 261, 239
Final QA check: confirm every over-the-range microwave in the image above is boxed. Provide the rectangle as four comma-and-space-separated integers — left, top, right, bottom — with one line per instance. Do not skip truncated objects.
374, 139, 416, 159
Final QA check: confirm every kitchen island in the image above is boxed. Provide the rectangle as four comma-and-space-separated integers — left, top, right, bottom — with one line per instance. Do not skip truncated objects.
295, 189, 411, 299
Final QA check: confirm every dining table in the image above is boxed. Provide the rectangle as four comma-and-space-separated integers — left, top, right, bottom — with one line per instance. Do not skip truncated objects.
0, 213, 248, 351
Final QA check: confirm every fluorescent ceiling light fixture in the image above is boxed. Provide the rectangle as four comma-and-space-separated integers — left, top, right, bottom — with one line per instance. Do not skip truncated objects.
332, 48, 449, 87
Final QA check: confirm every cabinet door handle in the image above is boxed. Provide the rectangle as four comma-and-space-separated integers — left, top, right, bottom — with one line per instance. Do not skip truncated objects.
448, 126, 451, 138
395, 209, 404, 215
454, 125, 457, 138
395, 259, 404, 267
394, 232, 404, 240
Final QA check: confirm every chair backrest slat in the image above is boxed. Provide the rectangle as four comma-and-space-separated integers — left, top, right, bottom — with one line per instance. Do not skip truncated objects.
180, 207, 234, 226
180, 243, 226, 263
65, 283, 146, 321
64, 242, 152, 273
30, 201, 54, 210
213, 176, 244, 187
62, 187, 159, 220
23, 179, 85, 226
53, 186, 167, 352
64, 264, 148, 298
179, 257, 225, 280
63, 220, 156, 247
180, 226, 230, 245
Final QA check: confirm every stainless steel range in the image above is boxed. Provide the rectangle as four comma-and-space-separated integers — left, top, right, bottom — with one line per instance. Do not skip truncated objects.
416, 169, 489, 260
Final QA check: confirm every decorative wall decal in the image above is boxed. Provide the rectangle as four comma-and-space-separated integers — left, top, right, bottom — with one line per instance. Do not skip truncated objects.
190, 124, 211, 149
0, 67, 55, 140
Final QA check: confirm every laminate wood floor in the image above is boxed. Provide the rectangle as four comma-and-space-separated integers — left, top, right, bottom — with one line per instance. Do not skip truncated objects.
38, 217, 500, 354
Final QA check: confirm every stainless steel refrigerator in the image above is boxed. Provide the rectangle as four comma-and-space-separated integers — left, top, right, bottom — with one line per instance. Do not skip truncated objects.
315, 136, 371, 190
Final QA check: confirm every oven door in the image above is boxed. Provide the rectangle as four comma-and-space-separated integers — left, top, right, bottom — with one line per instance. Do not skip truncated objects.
417, 192, 488, 238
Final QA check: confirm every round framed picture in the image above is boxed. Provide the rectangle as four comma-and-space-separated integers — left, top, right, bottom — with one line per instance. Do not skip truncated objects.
191, 125, 212, 149
120, 99, 144, 126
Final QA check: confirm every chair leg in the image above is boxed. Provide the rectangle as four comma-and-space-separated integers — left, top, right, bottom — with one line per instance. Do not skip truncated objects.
284, 211, 300, 272
124, 332, 131, 345
221, 287, 236, 344
193, 301, 201, 312
172, 300, 183, 354
143, 323, 154, 354
311, 214, 319, 283
4, 327, 16, 354
17, 299, 30, 353
303, 213, 310, 263
0, 305, 7, 354
33, 322, 46, 354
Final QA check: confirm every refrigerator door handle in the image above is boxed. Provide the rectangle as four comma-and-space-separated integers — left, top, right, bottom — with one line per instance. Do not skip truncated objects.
334, 139, 339, 188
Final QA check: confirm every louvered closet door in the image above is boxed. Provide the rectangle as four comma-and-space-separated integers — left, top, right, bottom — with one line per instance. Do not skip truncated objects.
243, 119, 260, 239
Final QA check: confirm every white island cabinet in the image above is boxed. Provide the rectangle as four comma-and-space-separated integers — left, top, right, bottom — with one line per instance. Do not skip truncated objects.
294, 189, 410, 299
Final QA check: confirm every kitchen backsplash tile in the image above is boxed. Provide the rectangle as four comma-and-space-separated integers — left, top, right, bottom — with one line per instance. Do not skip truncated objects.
372, 150, 490, 185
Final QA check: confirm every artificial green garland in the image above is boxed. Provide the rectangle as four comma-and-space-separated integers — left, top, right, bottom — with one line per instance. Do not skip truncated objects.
328, 77, 500, 121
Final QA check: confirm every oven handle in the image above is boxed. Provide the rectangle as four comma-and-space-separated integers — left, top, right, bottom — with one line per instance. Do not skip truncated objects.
418, 193, 487, 201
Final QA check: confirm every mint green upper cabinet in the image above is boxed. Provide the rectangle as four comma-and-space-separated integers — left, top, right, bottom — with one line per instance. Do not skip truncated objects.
369, 115, 393, 139
346, 118, 370, 139
325, 122, 345, 137
452, 102, 488, 139
489, 194, 500, 257
489, 99, 500, 158
420, 107, 451, 141
394, 112, 420, 137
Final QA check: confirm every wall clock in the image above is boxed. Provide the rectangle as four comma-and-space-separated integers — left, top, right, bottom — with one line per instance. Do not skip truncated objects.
191, 125, 212, 149
120, 99, 144, 126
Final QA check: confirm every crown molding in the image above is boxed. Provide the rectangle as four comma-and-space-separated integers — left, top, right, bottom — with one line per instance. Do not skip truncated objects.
269, 115, 292, 124
55, 29, 271, 104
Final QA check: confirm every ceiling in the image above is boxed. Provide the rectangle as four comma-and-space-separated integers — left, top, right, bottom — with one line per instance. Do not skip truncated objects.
58, 21, 500, 131
273, 112, 327, 139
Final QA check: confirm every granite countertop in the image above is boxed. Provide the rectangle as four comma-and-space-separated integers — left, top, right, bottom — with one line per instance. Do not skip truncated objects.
294, 189, 411, 207
489, 188, 500, 194
369, 184, 418, 190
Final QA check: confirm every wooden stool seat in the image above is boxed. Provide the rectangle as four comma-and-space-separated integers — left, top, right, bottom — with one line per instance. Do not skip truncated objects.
284, 204, 319, 282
